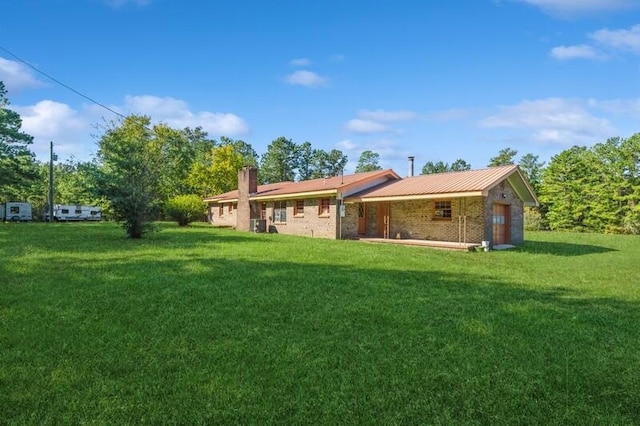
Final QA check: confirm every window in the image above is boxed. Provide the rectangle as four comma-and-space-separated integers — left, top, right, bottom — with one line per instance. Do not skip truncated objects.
218, 205, 223, 216
294, 200, 305, 216
10, 206, 19, 214
273, 201, 287, 223
75, 209, 82, 214
318, 198, 330, 216
61, 208, 70, 214
228, 203, 234, 213
434, 200, 452, 219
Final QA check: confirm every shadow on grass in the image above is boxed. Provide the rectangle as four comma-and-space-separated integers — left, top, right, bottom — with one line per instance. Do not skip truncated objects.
517, 240, 617, 256
4, 244, 639, 424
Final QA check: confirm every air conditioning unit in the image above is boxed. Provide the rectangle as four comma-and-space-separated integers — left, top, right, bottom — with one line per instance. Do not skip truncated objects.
250, 219, 267, 233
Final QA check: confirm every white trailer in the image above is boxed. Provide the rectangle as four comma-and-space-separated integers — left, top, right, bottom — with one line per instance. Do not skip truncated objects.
1, 202, 33, 222
49, 205, 102, 221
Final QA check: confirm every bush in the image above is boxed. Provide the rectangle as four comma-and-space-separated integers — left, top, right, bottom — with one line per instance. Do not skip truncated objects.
524, 207, 548, 231
164, 195, 206, 226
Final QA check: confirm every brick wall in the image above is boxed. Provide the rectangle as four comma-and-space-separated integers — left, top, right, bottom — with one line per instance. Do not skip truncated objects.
484, 181, 524, 245
208, 202, 237, 227
387, 198, 486, 243
266, 198, 339, 239
342, 198, 486, 243
341, 203, 360, 239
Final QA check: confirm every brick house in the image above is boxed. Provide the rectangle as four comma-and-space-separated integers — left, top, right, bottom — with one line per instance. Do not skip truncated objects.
205, 164, 538, 246
204, 167, 401, 238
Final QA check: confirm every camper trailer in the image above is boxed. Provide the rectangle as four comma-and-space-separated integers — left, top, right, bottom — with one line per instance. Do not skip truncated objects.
47, 205, 102, 222
1, 202, 33, 222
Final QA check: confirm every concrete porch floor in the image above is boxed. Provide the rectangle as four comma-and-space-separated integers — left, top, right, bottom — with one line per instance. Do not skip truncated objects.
357, 237, 480, 251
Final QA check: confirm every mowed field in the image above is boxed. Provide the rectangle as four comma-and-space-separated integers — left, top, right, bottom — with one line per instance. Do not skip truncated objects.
1, 222, 639, 424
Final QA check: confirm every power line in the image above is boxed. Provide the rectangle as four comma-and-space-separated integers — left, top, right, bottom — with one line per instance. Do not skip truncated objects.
0, 45, 125, 119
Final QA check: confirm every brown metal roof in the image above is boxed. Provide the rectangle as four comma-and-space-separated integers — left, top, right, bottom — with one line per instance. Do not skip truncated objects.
204, 165, 538, 207
204, 169, 401, 202
346, 165, 538, 206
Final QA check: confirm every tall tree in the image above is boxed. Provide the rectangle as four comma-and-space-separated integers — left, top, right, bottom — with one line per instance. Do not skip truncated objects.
311, 148, 348, 178
183, 126, 216, 163
355, 150, 382, 173
620, 134, 640, 232
421, 161, 449, 175
590, 136, 640, 233
0, 81, 38, 201
488, 148, 518, 167
296, 141, 315, 180
259, 136, 298, 184
52, 158, 102, 205
95, 115, 163, 238
187, 144, 244, 196
538, 146, 599, 232
155, 125, 197, 199
518, 153, 545, 192
219, 136, 258, 167
422, 159, 472, 174
450, 159, 472, 172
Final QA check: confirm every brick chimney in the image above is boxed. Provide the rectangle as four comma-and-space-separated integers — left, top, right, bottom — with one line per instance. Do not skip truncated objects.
237, 166, 257, 231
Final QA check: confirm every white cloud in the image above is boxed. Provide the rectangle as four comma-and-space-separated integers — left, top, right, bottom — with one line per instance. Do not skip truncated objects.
550, 24, 640, 61
14, 95, 250, 162
0, 57, 44, 93
285, 70, 328, 88
289, 58, 311, 67
480, 97, 615, 145
550, 44, 603, 60
515, 0, 636, 17
345, 119, 392, 134
357, 109, 419, 122
14, 100, 92, 160
335, 139, 357, 150
591, 24, 640, 53
589, 97, 640, 117
122, 95, 250, 135
344, 108, 418, 135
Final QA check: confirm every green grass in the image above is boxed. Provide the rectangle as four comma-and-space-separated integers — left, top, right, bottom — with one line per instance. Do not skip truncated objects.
1, 222, 639, 424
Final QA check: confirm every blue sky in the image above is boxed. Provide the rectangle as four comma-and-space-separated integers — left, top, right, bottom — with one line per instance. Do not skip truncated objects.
2, 0, 640, 174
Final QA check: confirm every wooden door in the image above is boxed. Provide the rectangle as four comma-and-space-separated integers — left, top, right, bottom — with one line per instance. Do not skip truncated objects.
377, 203, 390, 238
492, 203, 510, 245
357, 203, 367, 235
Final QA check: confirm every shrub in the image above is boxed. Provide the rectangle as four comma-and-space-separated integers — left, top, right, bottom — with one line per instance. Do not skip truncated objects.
524, 207, 547, 231
165, 194, 206, 226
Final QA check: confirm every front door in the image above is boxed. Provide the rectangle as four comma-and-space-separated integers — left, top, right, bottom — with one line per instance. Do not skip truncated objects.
358, 203, 367, 235
377, 203, 390, 238
492, 203, 510, 245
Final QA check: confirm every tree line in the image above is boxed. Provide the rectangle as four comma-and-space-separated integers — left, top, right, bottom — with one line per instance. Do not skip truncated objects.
2, 81, 639, 236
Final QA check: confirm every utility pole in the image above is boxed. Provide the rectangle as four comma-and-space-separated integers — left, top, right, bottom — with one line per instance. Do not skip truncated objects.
48, 141, 54, 222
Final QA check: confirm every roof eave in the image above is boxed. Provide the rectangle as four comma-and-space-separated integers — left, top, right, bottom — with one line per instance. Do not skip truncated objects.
347, 191, 484, 203
250, 189, 337, 201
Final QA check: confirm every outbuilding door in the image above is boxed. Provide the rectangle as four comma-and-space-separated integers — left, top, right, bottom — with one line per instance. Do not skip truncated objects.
377, 203, 390, 238
358, 203, 367, 235
492, 203, 510, 245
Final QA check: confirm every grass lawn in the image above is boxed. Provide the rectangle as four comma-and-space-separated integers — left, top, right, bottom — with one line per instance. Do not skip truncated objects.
1, 222, 639, 424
